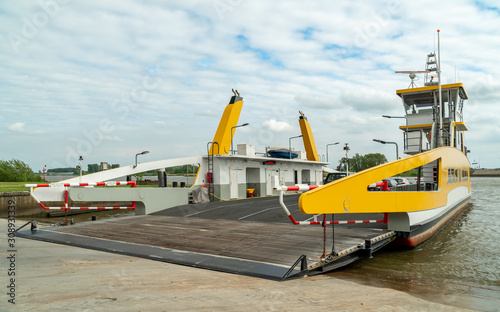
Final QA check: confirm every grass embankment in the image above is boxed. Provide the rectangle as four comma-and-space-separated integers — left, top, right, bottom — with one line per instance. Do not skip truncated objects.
0, 182, 191, 193
0, 182, 36, 192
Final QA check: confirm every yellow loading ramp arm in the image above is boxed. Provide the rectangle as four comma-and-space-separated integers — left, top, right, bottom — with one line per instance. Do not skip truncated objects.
209, 90, 244, 155
298, 111, 320, 161
299, 146, 470, 215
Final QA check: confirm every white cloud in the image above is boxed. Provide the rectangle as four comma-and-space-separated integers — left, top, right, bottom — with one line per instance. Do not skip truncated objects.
340, 88, 400, 112
262, 119, 294, 132
196, 109, 218, 116
7, 123, 25, 132
103, 135, 124, 142
294, 94, 340, 109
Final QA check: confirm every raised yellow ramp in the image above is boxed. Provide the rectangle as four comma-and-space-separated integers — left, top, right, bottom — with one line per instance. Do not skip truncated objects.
299, 147, 470, 214
298, 112, 319, 161
210, 95, 244, 155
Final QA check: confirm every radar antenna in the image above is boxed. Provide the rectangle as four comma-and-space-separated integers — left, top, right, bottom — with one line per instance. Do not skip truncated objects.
395, 70, 430, 88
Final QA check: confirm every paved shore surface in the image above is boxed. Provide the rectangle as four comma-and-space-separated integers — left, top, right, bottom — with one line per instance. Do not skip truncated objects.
1, 219, 477, 312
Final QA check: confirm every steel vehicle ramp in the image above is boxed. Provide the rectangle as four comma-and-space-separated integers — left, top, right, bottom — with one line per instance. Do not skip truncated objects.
17, 195, 395, 280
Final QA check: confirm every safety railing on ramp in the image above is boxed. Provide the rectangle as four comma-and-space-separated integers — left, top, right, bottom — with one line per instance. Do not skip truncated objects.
25, 181, 137, 210
274, 184, 387, 226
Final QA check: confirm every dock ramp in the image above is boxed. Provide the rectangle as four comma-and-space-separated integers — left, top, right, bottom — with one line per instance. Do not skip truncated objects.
17, 195, 396, 280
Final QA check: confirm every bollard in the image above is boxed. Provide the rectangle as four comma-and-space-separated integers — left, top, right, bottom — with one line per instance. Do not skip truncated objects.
158, 169, 166, 187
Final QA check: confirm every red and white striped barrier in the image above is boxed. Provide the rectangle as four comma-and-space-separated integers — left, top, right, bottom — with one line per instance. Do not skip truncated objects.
36, 202, 137, 210
25, 181, 136, 188
25, 181, 136, 210
275, 183, 388, 226
286, 216, 387, 226
275, 185, 320, 192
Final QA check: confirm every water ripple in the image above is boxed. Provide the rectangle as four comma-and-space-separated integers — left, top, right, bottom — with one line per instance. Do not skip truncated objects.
333, 177, 500, 311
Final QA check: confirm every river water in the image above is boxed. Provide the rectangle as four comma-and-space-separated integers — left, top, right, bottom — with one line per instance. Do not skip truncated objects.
332, 177, 500, 311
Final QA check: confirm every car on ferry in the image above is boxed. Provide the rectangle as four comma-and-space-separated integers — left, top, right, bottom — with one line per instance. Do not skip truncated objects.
392, 177, 411, 185
324, 171, 348, 184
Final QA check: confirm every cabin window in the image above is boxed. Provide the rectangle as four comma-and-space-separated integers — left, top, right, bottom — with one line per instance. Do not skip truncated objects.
448, 168, 464, 184
405, 103, 434, 115
462, 169, 469, 182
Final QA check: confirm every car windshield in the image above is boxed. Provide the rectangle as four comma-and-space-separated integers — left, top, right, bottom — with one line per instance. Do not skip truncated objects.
326, 173, 347, 183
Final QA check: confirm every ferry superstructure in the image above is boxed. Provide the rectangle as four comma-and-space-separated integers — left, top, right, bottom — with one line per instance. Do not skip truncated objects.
298, 34, 471, 247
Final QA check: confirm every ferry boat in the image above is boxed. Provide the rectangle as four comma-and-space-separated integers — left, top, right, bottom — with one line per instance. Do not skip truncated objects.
298, 32, 471, 247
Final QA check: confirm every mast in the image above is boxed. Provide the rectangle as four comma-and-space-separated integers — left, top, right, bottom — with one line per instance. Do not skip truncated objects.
437, 29, 443, 147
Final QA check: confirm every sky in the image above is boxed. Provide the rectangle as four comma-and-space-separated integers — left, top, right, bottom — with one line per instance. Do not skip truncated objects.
1, 0, 500, 172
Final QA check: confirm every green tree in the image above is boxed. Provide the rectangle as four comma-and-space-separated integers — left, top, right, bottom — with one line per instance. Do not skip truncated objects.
48, 167, 79, 174
395, 168, 419, 177
363, 153, 388, 169
87, 163, 100, 173
0, 159, 43, 182
349, 153, 364, 172
134, 172, 144, 181
337, 153, 387, 172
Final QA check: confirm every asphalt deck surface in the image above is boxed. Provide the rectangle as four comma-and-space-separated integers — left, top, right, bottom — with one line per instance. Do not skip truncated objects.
152, 194, 387, 228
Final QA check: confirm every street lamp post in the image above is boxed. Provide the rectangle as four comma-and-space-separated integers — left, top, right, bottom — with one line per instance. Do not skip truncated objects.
373, 139, 399, 160
383, 115, 408, 148
78, 156, 83, 183
326, 142, 339, 163
134, 151, 150, 168
230, 123, 249, 155
289, 135, 303, 159
343, 143, 350, 174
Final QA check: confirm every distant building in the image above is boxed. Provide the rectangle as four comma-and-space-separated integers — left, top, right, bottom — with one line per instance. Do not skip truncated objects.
100, 162, 109, 170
